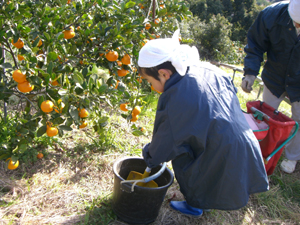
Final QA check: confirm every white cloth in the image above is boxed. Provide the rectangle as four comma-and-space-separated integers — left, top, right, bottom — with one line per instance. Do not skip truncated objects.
288, 0, 300, 24
138, 30, 200, 76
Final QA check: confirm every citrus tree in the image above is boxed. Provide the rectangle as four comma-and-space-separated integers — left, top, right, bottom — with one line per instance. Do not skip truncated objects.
0, 0, 191, 168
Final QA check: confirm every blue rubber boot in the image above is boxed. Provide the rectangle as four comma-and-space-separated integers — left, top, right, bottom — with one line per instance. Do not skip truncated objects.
169, 201, 203, 217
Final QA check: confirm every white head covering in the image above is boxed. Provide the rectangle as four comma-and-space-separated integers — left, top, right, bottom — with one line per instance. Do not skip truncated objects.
138, 30, 200, 76
288, 0, 300, 24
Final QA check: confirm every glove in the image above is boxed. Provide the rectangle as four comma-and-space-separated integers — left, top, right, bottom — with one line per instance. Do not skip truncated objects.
241, 75, 256, 93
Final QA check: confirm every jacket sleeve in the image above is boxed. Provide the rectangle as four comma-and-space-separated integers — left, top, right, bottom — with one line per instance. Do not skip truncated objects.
142, 105, 190, 168
244, 9, 270, 76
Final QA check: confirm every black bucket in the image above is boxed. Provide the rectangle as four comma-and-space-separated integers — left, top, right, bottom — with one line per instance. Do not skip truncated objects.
112, 157, 174, 224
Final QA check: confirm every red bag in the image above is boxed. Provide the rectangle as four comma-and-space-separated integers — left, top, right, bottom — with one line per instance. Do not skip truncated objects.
246, 101, 297, 175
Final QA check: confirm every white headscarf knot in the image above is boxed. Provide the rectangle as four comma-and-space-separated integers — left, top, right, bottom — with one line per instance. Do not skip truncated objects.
288, 0, 300, 24
138, 29, 200, 76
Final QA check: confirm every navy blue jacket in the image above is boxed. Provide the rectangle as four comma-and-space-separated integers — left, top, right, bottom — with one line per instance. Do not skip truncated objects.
244, 2, 300, 103
143, 63, 269, 210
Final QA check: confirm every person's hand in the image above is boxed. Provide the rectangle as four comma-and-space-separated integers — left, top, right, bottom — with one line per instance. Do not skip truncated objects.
241, 75, 256, 93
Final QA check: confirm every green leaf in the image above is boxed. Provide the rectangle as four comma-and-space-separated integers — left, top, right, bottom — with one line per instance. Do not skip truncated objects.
32, 37, 40, 47
74, 72, 84, 84
125, 1, 135, 8
48, 52, 58, 61
47, 62, 54, 75
0, 63, 12, 69
53, 117, 65, 125
132, 130, 144, 136
69, 105, 80, 121
43, 32, 51, 41
58, 125, 73, 131
37, 125, 47, 137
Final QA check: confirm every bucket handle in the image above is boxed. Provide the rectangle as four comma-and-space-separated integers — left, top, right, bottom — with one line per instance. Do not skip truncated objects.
121, 162, 167, 192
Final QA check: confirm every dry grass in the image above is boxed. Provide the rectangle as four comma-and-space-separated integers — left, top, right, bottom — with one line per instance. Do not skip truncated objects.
1, 68, 300, 225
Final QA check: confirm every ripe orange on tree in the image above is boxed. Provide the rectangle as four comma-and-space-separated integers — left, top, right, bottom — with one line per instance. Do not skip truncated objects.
37, 153, 44, 159
120, 103, 129, 111
121, 54, 131, 65
130, 114, 138, 122
17, 54, 24, 61
18, 81, 34, 93
154, 18, 161, 25
79, 108, 89, 118
138, 3, 144, 9
12, 70, 26, 83
6, 158, 19, 170
117, 61, 122, 67
46, 126, 58, 137
117, 68, 129, 77
51, 80, 59, 86
63, 26, 75, 39
145, 23, 151, 30
142, 39, 149, 46
54, 99, 65, 113
113, 80, 120, 89
132, 106, 141, 116
41, 100, 54, 113
11, 38, 24, 49
106, 50, 119, 62
79, 121, 87, 129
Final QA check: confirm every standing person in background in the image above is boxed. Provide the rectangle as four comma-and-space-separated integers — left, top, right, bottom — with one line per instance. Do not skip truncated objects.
242, 0, 300, 173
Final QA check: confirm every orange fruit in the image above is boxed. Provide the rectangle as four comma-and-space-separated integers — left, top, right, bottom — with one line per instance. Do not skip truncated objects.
63, 27, 75, 39
142, 39, 149, 46
37, 39, 43, 47
99, 53, 104, 57
17, 54, 25, 61
37, 153, 44, 159
117, 61, 122, 66
11, 38, 24, 49
121, 54, 131, 65
79, 108, 89, 118
18, 81, 34, 93
138, 3, 144, 9
41, 100, 54, 113
132, 106, 141, 116
6, 158, 19, 170
51, 80, 59, 86
67, 0, 71, 4
130, 114, 138, 122
159, 4, 165, 8
154, 18, 160, 25
117, 69, 129, 77
145, 23, 151, 30
114, 80, 120, 89
137, 77, 143, 83
46, 126, 58, 137
79, 121, 87, 129
140, 127, 145, 132
120, 103, 128, 111
106, 50, 119, 62
54, 100, 65, 113
12, 70, 27, 83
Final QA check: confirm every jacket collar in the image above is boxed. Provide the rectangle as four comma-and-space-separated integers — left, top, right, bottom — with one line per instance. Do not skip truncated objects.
164, 67, 189, 92
277, 5, 297, 39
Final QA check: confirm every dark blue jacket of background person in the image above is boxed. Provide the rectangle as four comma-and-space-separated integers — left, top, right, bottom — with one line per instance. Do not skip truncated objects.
142, 63, 269, 210
244, 1, 300, 103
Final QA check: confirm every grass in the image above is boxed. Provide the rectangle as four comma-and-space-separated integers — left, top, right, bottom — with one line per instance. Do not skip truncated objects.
1, 64, 300, 225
